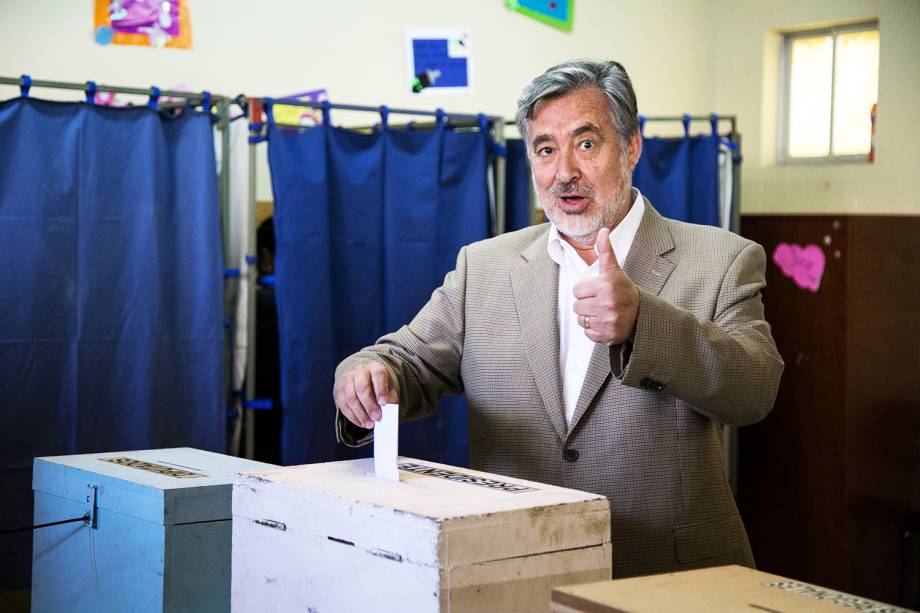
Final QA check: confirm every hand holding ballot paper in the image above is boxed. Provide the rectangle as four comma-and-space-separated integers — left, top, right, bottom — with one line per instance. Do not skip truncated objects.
333, 364, 399, 480
334, 361, 397, 430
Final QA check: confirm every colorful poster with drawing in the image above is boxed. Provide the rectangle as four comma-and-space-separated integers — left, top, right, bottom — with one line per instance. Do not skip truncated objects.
404, 28, 473, 96
506, 0, 574, 32
274, 90, 329, 127
94, 0, 192, 49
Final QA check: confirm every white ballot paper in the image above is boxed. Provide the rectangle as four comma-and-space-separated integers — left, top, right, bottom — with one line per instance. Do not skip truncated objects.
373, 403, 399, 480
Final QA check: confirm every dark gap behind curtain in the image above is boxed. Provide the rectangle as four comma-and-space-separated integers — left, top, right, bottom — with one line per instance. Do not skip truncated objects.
504, 134, 722, 229
505, 139, 532, 232
0, 97, 225, 589
270, 122, 489, 467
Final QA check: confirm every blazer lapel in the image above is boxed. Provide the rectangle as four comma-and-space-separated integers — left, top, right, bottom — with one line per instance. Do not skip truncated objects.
568, 200, 677, 435
511, 230, 568, 443
621, 202, 677, 297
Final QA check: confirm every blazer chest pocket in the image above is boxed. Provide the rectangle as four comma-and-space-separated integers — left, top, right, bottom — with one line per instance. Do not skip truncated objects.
673, 512, 748, 564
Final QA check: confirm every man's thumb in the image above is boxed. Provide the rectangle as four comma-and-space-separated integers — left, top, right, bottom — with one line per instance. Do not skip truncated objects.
596, 228, 620, 272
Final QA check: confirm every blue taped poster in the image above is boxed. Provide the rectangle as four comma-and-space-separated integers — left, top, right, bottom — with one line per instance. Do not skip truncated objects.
404, 28, 473, 95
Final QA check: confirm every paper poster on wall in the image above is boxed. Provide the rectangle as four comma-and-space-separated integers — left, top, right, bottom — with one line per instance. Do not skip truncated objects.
773, 243, 826, 293
404, 28, 473, 96
506, 0, 574, 32
274, 89, 329, 126
94, 0, 192, 49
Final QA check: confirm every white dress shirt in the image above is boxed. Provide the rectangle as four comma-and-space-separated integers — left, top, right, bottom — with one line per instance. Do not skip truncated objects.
546, 189, 645, 427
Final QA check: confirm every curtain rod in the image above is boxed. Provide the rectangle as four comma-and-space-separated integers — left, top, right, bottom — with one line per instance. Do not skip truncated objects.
642, 114, 737, 134
262, 97, 501, 123
504, 114, 738, 134
642, 114, 736, 122
0, 75, 232, 103
332, 117, 486, 132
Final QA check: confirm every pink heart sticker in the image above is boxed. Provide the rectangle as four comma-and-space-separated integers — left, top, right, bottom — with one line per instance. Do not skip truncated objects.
772, 243, 826, 293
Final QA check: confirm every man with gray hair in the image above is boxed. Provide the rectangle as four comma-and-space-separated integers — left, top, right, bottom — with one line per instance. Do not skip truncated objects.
333, 59, 783, 577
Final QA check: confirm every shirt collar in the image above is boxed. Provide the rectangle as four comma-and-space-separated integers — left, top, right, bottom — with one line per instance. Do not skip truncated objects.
547, 188, 645, 267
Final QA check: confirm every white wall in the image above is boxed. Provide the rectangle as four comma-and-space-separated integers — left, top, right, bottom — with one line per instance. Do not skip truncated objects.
713, 0, 920, 214
0, 0, 716, 200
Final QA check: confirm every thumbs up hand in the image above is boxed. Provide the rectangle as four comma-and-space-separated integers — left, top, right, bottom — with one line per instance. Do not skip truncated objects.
572, 227, 640, 346
595, 227, 620, 274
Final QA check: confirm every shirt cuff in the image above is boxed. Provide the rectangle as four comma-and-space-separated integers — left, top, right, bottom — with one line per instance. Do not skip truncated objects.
335, 409, 374, 447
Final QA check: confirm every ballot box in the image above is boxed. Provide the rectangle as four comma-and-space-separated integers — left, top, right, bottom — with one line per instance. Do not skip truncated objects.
31, 447, 275, 613
550, 565, 912, 612
232, 457, 612, 612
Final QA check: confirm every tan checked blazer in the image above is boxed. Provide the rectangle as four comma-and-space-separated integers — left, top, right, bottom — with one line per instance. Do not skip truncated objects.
336, 200, 784, 578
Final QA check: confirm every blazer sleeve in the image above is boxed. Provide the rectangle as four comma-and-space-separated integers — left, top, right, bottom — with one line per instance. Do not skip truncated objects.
334, 246, 469, 446
613, 241, 784, 427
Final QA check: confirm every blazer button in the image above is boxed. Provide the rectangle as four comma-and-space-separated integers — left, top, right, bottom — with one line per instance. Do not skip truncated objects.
652, 381, 666, 392
639, 377, 651, 389
563, 448, 580, 463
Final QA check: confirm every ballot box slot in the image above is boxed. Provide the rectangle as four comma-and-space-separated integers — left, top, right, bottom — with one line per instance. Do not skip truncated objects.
173, 517, 231, 528
98, 456, 207, 479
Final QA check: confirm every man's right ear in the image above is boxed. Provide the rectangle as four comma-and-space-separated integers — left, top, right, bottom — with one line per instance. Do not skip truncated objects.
627, 128, 643, 172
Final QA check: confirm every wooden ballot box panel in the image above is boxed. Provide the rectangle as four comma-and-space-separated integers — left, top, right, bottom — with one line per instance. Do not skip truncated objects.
31, 448, 275, 613
231, 457, 612, 613
550, 565, 913, 613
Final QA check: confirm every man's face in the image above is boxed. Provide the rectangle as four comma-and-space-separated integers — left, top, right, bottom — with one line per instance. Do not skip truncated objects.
527, 86, 641, 244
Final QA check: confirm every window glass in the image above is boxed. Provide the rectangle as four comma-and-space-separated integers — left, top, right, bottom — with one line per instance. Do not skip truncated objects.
788, 35, 833, 158
832, 29, 879, 155
781, 22, 879, 163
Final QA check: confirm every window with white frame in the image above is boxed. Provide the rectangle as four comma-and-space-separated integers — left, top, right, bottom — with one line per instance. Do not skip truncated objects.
780, 21, 879, 163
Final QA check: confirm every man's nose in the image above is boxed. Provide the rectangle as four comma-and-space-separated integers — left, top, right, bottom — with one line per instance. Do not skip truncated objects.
555, 148, 580, 184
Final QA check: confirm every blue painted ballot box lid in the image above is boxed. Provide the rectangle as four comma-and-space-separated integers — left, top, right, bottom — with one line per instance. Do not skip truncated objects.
33, 447, 272, 525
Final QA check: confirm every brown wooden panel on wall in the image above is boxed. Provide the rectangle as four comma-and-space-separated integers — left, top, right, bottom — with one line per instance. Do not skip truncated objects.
739, 215, 920, 608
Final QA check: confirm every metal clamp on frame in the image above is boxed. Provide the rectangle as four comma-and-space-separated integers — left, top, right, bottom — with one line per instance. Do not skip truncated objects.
85, 483, 99, 529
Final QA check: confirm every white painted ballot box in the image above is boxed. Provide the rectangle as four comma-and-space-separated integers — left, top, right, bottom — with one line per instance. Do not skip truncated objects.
31, 447, 275, 613
232, 457, 612, 613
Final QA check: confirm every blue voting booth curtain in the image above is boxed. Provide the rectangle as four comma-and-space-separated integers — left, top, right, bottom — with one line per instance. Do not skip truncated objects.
632, 132, 721, 227
269, 119, 490, 467
0, 97, 225, 588
504, 132, 722, 228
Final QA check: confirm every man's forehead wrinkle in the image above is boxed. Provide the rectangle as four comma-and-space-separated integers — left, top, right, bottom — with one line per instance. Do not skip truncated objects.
572, 123, 602, 137
527, 88, 617, 149
529, 122, 602, 148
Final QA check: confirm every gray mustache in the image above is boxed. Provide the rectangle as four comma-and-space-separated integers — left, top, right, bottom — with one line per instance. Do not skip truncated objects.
549, 181, 594, 197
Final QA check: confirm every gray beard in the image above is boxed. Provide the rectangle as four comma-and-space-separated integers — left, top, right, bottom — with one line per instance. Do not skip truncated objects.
537, 181, 634, 244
